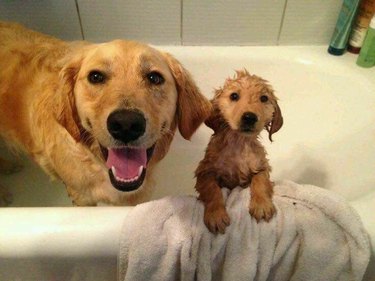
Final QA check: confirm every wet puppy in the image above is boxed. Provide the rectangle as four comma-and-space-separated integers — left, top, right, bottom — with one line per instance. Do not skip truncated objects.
195, 70, 283, 234
0, 22, 211, 206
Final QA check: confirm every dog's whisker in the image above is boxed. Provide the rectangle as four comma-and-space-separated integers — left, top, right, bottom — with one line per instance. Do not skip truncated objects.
160, 127, 175, 137
163, 128, 174, 135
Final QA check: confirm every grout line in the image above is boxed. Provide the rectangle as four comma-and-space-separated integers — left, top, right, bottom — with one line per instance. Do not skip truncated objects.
75, 0, 85, 40
277, 0, 289, 45
180, 0, 183, 45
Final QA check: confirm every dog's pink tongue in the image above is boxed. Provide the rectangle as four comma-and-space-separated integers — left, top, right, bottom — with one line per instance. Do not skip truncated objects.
106, 148, 147, 179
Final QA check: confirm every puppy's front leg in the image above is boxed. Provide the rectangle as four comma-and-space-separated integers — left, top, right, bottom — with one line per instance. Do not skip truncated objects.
195, 174, 230, 234
249, 170, 276, 222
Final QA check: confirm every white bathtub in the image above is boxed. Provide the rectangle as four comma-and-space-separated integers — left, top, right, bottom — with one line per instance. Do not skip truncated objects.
0, 46, 374, 280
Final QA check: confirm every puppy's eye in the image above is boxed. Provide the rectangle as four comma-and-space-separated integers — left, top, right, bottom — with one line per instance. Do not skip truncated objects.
88, 71, 105, 84
260, 95, 269, 103
230, 92, 240, 101
147, 71, 164, 85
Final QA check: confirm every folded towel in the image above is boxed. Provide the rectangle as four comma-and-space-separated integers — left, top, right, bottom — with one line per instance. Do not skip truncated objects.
118, 181, 370, 281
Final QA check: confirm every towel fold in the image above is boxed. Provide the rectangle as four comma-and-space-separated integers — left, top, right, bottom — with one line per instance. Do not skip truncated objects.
118, 181, 370, 281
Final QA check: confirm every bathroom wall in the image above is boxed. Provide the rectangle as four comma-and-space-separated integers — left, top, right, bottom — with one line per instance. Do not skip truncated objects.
0, 0, 342, 45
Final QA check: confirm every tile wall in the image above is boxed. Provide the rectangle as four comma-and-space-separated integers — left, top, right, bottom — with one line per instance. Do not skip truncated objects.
0, 0, 343, 45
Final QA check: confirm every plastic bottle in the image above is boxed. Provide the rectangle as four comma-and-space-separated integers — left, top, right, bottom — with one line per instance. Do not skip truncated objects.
356, 15, 375, 67
328, 0, 361, 56
347, 0, 375, 54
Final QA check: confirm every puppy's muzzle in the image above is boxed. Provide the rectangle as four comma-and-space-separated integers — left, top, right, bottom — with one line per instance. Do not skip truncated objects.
107, 109, 146, 144
240, 112, 258, 132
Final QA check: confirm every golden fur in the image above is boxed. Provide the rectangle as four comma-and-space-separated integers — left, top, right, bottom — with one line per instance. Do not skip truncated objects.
195, 70, 283, 234
0, 22, 211, 206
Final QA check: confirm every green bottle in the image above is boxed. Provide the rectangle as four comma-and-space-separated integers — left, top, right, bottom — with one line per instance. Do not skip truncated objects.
357, 15, 375, 67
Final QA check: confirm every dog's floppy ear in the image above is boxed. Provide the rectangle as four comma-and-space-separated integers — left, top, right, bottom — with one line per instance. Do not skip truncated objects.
205, 99, 226, 133
163, 53, 211, 140
205, 107, 221, 132
266, 101, 283, 142
56, 53, 84, 142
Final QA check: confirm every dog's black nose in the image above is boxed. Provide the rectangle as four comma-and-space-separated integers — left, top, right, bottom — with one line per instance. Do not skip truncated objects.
241, 112, 258, 128
107, 109, 146, 143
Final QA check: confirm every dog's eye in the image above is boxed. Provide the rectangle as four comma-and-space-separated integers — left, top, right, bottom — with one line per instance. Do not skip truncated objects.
260, 95, 269, 103
147, 71, 165, 85
88, 71, 105, 84
230, 92, 240, 101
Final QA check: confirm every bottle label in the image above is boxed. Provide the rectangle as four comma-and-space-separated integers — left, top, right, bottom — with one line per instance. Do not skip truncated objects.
349, 26, 369, 47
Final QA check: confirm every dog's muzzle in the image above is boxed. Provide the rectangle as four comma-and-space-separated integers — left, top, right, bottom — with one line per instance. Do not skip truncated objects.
101, 109, 155, 192
107, 109, 146, 144
240, 112, 258, 132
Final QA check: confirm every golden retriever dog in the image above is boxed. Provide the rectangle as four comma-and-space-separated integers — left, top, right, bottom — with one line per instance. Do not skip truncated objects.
194, 70, 283, 234
0, 22, 211, 206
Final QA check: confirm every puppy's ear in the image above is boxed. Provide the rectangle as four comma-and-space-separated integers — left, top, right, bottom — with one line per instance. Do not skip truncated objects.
163, 53, 211, 140
267, 101, 283, 142
205, 108, 221, 132
205, 100, 225, 133
56, 53, 83, 142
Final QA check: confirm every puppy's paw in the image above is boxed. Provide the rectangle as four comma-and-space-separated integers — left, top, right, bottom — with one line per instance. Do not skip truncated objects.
204, 206, 231, 234
0, 159, 23, 175
0, 185, 13, 207
249, 197, 276, 222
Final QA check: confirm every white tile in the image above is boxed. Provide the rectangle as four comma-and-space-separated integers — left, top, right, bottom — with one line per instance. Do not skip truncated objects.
182, 0, 286, 45
0, 0, 82, 40
78, 0, 181, 44
279, 0, 343, 45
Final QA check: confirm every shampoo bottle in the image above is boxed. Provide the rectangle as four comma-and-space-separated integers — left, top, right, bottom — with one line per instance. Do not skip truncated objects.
347, 0, 375, 54
357, 14, 375, 67
328, 0, 361, 56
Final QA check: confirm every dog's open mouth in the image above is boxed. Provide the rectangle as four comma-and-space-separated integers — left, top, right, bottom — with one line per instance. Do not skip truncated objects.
100, 145, 155, 192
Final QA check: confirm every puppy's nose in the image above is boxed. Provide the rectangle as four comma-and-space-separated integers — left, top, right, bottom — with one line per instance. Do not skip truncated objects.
107, 109, 146, 143
241, 112, 258, 128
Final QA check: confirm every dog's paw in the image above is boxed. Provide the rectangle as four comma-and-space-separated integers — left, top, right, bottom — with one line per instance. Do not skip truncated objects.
0, 185, 13, 207
0, 159, 23, 175
204, 206, 231, 234
249, 198, 276, 222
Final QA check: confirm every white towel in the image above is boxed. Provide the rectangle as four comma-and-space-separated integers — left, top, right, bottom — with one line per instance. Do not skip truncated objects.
118, 181, 370, 281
